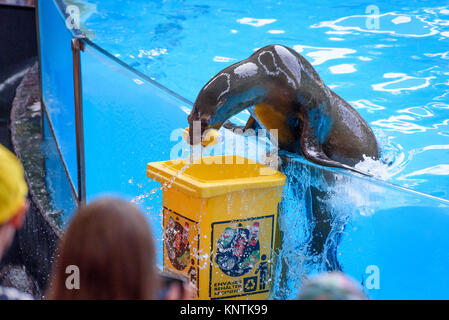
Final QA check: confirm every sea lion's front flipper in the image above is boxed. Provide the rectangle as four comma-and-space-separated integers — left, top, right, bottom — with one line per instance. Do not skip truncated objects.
223, 115, 258, 134
244, 116, 258, 131
223, 120, 245, 132
301, 130, 372, 177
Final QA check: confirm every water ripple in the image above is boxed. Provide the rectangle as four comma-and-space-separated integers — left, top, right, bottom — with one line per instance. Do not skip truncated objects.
372, 73, 435, 94
293, 45, 356, 65
311, 12, 441, 38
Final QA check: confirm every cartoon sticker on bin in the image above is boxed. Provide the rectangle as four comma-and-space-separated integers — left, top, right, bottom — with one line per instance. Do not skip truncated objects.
210, 216, 275, 299
163, 208, 199, 279
165, 217, 190, 270
215, 223, 261, 277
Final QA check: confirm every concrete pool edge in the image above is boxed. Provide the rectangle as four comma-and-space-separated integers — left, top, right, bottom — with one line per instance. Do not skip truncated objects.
9, 62, 61, 296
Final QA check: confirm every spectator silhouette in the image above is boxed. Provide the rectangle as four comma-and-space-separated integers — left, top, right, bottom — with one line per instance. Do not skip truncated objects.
46, 198, 159, 299
46, 197, 195, 300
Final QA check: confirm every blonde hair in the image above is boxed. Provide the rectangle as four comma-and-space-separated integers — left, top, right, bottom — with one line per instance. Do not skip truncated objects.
0, 144, 28, 225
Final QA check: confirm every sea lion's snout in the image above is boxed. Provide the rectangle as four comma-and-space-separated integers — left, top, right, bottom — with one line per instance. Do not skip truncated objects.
185, 121, 220, 147
187, 112, 213, 145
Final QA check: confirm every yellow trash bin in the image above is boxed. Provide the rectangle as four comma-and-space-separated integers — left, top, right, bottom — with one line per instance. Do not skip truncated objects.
147, 155, 286, 300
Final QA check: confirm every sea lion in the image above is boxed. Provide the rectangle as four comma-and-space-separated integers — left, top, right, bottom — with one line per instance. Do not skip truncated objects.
187, 44, 380, 174
187, 44, 380, 271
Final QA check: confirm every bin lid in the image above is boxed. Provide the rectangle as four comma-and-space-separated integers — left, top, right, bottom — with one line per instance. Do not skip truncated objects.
147, 155, 286, 199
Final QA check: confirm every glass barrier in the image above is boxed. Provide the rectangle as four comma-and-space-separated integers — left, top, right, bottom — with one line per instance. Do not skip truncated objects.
41, 112, 77, 229
274, 154, 449, 300
79, 41, 193, 247
38, 0, 78, 194
80, 39, 449, 299
79, 40, 275, 266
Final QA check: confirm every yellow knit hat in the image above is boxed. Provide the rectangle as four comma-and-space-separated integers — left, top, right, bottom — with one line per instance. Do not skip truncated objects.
0, 144, 28, 224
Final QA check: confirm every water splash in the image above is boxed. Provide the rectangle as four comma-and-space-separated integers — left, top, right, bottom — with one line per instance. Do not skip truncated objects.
131, 156, 195, 205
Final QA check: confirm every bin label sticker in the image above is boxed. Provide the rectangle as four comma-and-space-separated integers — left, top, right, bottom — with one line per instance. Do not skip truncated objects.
209, 215, 274, 299
163, 207, 199, 294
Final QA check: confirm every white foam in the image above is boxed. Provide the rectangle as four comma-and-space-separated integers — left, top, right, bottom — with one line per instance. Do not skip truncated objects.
355, 155, 397, 181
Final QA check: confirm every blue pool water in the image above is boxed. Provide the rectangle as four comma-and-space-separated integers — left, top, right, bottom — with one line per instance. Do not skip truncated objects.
74, 0, 449, 200
42, 0, 449, 299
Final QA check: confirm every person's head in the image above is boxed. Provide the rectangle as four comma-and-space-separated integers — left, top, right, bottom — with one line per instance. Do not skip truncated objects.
298, 272, 368, 300
0, 144, 29, 259
47, 197, 159, 300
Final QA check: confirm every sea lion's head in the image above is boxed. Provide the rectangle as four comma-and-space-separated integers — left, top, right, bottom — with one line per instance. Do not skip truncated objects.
188, 70, 266, 145
187, 73, 231, 145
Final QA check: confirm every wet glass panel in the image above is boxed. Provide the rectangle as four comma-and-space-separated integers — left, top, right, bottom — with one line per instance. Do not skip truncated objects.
38, 0, 78, 193
274, 154, 449, 300
79, 42, 195, 254
41, 112, 77, 229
